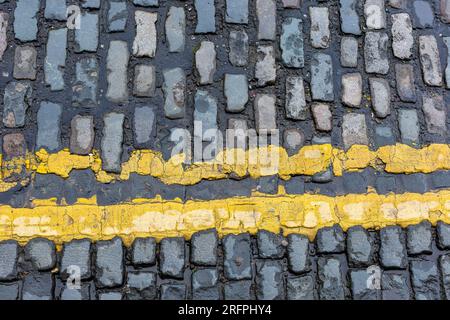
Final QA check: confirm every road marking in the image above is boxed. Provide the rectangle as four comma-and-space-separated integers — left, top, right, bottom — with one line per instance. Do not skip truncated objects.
1, 143, 450, 193
0, 188, 449, 246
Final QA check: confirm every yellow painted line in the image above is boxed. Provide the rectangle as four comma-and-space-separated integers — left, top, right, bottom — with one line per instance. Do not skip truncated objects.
1, 189, 450, 246
1, 143, 450, 193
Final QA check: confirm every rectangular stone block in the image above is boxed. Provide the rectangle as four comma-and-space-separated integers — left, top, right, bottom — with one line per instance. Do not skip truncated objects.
14, 0, 40, 41
254, 94, 276, 134
44, 28, 67, 91
311, 53, 334, 101
225, 0, 248, 24
106, 40, 129, 103
419, 35, 443, 86
133, 11, 157, 58
163, 68, 186, 119
256, 0, 276, 40
280, 18, 304, 68
75, 13, 99, 53
36, 102, 62, 152
101, 113, 125, 173
285, 76, 307, 120
195, 0, 215, 33
72, 57, 98, 107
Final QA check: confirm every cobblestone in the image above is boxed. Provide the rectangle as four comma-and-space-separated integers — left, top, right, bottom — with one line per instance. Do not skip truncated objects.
342, 73, 362, 107
107, 0, 128, 32
60, 239, 92, 280
223, 234, 252, 280
13, 46, 36, 80
369, 78, 390, 118
3, 81, 32, 128
340, 37, 358, 68
255, 45, 276, 87
224, 281, 253, 300
419, 35, 443, 86
398, 109, 420, 145
24, 238, 56, 271
131, 237, 156, 266
256, 0, 276, 40
196, 41, 216, 85
70, 115, 94, 155
101, 112, 124, 173
0, 241, 18, 281
75, 13, 99, 53
310, 7, 330, 49
134, 106, 155, 146
224, 74, 248, 113
350, 270, 380, 300
166, 6, 186, 53
36, 102, 62, 152
72, 57, 98, 107
318, 257, 346, 300
226, 0, 248, 24
126, 271, 157, 300
106, 41, 129, 103
339, 0, 361, 35
134, 64, 156, 97
133, 11, 157, 58
95, 237, 124, 288
14, 0, 39, 42
380, 226, 407, 269
191, 229, 218, 266
229, 30, 248, 67
256, 260, 284, 300
254, 94, 276, 134
437, 222, 450, 250
311, 53, 334, 101
163, 68, 186, 119
410, 260, 441, 300
422, 94, 446, 135
312, 103, 332, 132
192, 268, 219, 300
364, 32, 389, 75
280, 18, 304, 68
287, 234, 310, 274
285, 76, 307, 120
395, 64, 416, 102
22, 273, 53, 300
44, 28, 67, 91
342, 113, 368, 150
391, 13, 413, 60
159, 237, 185, 279
347, 226, 375, 267
195, 0, 215, 33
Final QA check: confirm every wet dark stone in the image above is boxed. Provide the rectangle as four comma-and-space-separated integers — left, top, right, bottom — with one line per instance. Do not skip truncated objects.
437, 221, 450, 250
131, 237, 156, 266
0, 282, 20, 300
317, 257, 346, 300
22, 273, 54, 300
24, 238, 56, 271
316, 224, 345, 254
191, 229, 218, 266
60, 239, 92, 280
379, 226, 407, 269
257, 230, 285, 259
160, 283, 186, 300
223, 234, 252, 280
256, 260, 285, 300
410, 260, 441, 300
350, 269, 381, 300
126, 271, 157, 300
347, 226, 375, 267
406, 221, 433, 255
223, 281, 253, 300
286, 275, 316, 300
192, 268, 220, 300
0, 240, 19, 281
95, 237, 124, 288
287, 234, 310, 274
381, 271, 411, 300
159, 237, 185, 279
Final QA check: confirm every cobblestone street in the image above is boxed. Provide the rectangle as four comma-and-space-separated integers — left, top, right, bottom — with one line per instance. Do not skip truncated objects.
0, 0, 449, 300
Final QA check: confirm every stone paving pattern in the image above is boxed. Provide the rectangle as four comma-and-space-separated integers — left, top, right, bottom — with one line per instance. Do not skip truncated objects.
0, 0, 449, 204
1, 223, 450, 300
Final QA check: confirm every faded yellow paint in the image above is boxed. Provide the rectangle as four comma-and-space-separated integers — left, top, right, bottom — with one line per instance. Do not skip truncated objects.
0, 143, 450, 192
1, 190, 450, 246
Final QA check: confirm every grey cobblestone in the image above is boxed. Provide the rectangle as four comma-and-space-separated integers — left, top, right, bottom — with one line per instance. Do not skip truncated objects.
44, 28, 67, 91
0, 240, 18, 281
3, 81, 32, 128
280, 17, 304, 68
191, 229, 218, 266
24, 238, 56, 271
36, 101, 62, 152
95, 237, 124, 288
380, 226, 407, 269
318, 257, 346, 300
159, 237, 185, 279
13, 46, 36, 80
256, 260, 284, 300
223, 233, 252, 280
131, 237, 156, 266
410, 260, 441, 300
101, 112, 124, 173
192, 268, 219, 300
166, 6, 186, 53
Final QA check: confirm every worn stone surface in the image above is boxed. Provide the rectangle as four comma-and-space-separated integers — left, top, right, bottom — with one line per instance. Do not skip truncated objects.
224, 281, 253, 300
255, 45, 276, 87
369, 78, 390, 118
280, 17, 304, 68
36, 102, 62, 152
75, 13, 99, 53
134, 106, 155, 146
440, 254, 450, 299
419, 35, 443, 86
316, 224, 345, 254
413, 0, 434, 28
22, 273, 53, 300
398, 109, 420, 145
318, 257, 346, 300
195, 0, 215, 33
194, 90, 218, 141
312, 103, 332, 132
444, 37, 450, 89
342, 113, 368, 150
72, 57, 98, 107
285, 76, 307, 120
133, 11, 157, 58
382, 271, 411, 300
160, 284, 186, 300
391, 13, 413, 59
25, 238, 56, 271
45, 0, 67, 21
410, 260, 441, 300
311, 53, 334, 102
223, 234, 252, 280
107, 0, 128, 32
347, 226, 375, 267
422, 94, 446, 135
106, 41, 129, 103
254, 94, 277, 134
126, 271, 157, 300
380, 226, 407, 269
226, 0, 248, 24
44, 28, 67, 91
395, 64, 416, 102
256, 260, 284, 300
2, 133, 26, 160
310, 7, 330, 49
364, 0, 386, 29
437, 222, 450, 250
132, 237, 156, 266
14, 46, 36, 80
287, 234, 310, 274
101, 112, 125, 173
134, 64, 156, 97
163, 68, 186, 119
350, 270, 381, 300
340, 37, 358, 67
256, 0, 276, 40
196, 41, 216, 85
166, 6, 185, 53
406, 221, 432, 255
287, 275, 315, 300
192, 268, 219, 300
95, 237, 124, 288
229, 30, 248, 67
0, 12, 8, 61
160, 237, 185, 279
61, 239, 92, 280
0, 282, 19, 300
257, 230, 285, 259
14, 0, 40, 41
364, 32, 389, 75
70, 115, 94, 155
342, 73, 362, 107
0, 241, 19, 281
3, 81, 32, 128
340, 0, 361, 35
224, 74, 248, 113
191, 229, 218, 266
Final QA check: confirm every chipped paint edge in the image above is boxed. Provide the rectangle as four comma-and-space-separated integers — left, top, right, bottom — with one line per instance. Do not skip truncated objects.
1, 188, 450, 246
